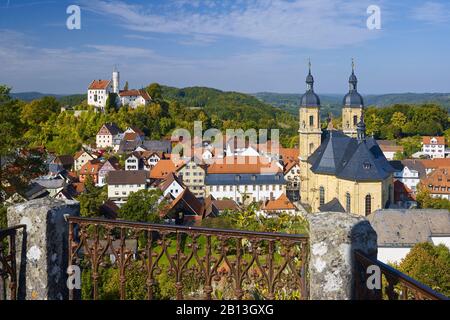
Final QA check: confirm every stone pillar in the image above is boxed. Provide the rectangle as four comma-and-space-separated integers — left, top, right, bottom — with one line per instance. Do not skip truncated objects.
7, 198, 80, 300
306, 211, 377, 300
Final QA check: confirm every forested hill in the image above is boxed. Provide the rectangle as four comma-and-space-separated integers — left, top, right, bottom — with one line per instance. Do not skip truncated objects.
253, 92, 450, 116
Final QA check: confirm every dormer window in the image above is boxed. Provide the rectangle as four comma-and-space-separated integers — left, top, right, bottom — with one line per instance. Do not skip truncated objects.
363, 162, 371, 170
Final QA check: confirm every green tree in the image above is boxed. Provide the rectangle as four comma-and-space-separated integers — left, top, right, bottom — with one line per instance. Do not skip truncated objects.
119, 189, 166, 223
105, 93, 118, 114
0, 85, 24, 156
21, 96, 60, 126
77, 175, 107, 217
146, 83, 163, 100
124, 81, 129, 91
0, 204, 7, 230
396, 243, 450, 296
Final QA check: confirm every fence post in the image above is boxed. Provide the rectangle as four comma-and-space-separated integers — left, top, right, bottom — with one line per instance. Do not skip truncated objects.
7, 198, 80, 300
306, 211, 378, 300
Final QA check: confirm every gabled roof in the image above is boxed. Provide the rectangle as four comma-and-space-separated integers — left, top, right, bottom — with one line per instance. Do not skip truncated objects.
150, 159, 184, 179
99, 123, 122, 136
284, 160, 299, 174
262, 194, 296, 211
118, 140, 141, 153
159, 172, 185, 192
419, 158, 450, 170
53, 155, 74, 167
162, 188, 204, 217
79, 160, 102, 175
119, 89, 151, 101
106, 170, 148, 185
390, 159, 426, 177
126, 126, 145, 136
422, 136, 445, 145
308, 130, 394, 181
394, 180, 416, 202
141, 140, 172, 153
208, 156, 281, 174
89, 79, 111, 90
319, 198, 345, 213
74, 149, 94, 160
421, 167, 450, 195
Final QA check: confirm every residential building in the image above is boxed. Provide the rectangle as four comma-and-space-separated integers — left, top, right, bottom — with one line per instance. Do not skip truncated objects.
118, 89, 152, 108
420, 167, 450, 200
79, 160, 102, 185
87, 79, 113, 111
125, 152, 144, 171
124, 127, 145, 140
390, 159, 426, 193
205, 156, 285, 205
49, 155, 74, 175
298, 65, 394, 216
159, 173, 185, 198
176, 158, 207, 198
260, 194, 298, 217
421, 136, 446, 159
150, 159, 184, 179
98, 157, 120, 187
419, 158, 450, 175
74, 149, 97, 171
96, 123, 123, 149
367, 209, 450, 264
106, 170, 149, 205
161, 187, 205, 225
137, 140, 172, 154
284, 161, 300, 202
377, 140, 404, 161
142, 151, 166, 170
393, 180, 416, 209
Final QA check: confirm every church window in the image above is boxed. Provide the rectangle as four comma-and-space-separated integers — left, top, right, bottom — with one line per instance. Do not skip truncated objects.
353, 115, 358, 126
319, 186, 325, 206
309, 115, 314, 126
365, 194, 372, 216
346, 192, 351, 213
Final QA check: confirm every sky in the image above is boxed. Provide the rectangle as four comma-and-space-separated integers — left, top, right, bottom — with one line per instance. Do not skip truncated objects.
1, 0, 450, 94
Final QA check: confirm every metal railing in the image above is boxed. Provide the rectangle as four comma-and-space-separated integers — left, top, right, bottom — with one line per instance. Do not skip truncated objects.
354, 250, 448, 300
68, 217, 309, 300
0, 225, 25, 301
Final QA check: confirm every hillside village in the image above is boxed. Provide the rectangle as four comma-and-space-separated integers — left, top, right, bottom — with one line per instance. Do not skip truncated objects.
2, 67, 450, 266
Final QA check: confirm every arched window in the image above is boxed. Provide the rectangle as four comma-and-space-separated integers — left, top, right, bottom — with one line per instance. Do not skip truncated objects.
346, 192, 351, 213
365, 194, 372, 216
309, 143, 314, 154
319, 186, 325, 206
309, 115, 314, 127
353, 115, 358, 126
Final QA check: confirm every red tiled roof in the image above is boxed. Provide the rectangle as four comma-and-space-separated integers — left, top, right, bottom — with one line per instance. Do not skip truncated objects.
419, 158, 450, 169
422, 136, 445, 145
119, 89, 151, 100
421, 167, 450, 195
262, 194, 296, 211
207, 156, 281, 174
88, 80, 111, 90
150, 159, 184, 179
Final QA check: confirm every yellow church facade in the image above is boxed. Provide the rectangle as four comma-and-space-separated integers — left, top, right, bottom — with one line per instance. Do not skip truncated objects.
298, 64, 394, 216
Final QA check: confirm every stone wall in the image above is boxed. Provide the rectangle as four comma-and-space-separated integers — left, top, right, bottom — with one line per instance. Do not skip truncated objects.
7, 198, 79, 300
307, 211, 377, 300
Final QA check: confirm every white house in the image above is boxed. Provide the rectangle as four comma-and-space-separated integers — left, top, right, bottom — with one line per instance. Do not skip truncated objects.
96, 123, 123, 149
159, 173, 186, 198
118, 90, 152, 109
205, 156, 286, 205
390, 159, 426, 193
74, 149, 97, 171
98, 157, 120, 187
125, 152, 143, 171
106, 170, 148, 205
87, 80, 113, 111
367, 209, 450, 264
421, 136, 446, 159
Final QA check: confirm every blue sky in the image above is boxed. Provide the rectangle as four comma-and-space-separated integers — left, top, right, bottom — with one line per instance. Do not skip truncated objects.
1, 0, 450, 94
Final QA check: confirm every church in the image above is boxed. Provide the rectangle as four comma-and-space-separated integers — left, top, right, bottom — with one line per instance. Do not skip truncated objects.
298, 63, 395, 216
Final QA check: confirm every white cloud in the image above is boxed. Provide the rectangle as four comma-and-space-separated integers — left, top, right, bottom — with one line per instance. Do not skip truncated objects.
82, 0, 378, 49
411, 2, 450, 24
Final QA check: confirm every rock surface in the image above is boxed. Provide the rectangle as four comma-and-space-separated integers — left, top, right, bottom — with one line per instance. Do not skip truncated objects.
7, 198, 79, 300
307, 211, 377, 300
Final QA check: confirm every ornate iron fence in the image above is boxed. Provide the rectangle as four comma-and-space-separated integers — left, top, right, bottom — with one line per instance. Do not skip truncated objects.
0, 225, 25, 301
68, 217, 309, 300
354, 250, 448, 300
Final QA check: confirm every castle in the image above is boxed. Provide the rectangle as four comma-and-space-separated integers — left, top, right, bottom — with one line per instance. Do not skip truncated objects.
298, 62, 395, 216
87, 68, 151, 112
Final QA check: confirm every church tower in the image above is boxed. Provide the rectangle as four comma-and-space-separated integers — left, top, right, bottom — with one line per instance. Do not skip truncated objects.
299, 61, 322, 204
342, 60, 364, 138
112, 66, 120, 94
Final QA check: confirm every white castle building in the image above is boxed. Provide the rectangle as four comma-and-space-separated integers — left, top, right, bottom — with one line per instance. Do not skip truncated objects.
87, 68, 151, 111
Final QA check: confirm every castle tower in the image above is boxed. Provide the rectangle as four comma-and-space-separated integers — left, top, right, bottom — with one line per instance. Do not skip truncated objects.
342, 59, 364, 138
112, 66, 120, 94
299, 61, 322, 203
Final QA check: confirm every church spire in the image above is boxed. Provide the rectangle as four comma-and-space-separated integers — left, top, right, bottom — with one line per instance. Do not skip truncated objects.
300, 59, 320, 107
306, 58, 314, 91
349, 58, 358, 91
